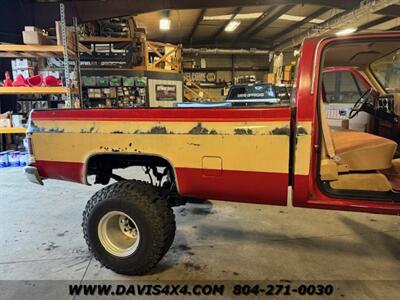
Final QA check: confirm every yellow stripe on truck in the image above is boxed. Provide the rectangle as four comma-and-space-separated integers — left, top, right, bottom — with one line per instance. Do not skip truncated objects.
30, 120, 312, 175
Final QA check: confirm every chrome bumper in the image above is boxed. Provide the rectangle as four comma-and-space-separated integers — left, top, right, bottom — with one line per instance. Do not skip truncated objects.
24, 166, 44, 185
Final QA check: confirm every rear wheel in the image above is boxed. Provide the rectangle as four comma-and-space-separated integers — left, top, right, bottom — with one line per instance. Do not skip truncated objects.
82, 180, 176, 275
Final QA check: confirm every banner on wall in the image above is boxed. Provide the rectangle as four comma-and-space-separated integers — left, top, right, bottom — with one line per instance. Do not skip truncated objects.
184, 71, 217, 84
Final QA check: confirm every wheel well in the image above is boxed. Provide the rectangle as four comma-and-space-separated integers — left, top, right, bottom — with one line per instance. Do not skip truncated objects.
86, 153, 177, 188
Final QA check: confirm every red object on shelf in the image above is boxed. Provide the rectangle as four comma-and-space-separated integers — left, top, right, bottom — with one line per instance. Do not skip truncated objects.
12, 74, 28, 87
27, 75, 43, 87
2, 71, 13, 87
44, 75, 62, 87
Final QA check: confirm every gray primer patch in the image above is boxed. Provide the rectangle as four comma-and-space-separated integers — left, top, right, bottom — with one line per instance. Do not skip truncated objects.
271, 127, 290, 135
297, 127, 308, 136
234, 128, 253, 135
28, 122, 46, 133
148, 126, 168, 134
48, 128, 64, 133
81, 126, 96, 134
188, 123, 209, 135
29, 122, 65, 134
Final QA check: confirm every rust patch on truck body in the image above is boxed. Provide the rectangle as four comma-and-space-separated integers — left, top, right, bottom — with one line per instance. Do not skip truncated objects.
234, 128, 254, 135
271, 127, 290, 136
188, 123, 209, 135
148, 126, 168, 134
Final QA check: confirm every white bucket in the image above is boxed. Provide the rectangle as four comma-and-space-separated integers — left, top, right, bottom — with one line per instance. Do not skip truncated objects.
0, 151, 10, 168
8, 151, 20, 167
19, 151, 28, 167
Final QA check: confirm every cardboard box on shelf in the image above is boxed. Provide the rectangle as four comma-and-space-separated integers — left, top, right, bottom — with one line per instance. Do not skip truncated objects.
24, 26, 40, 32
283, 71, 291, 82
284, 65, 292, 72
0, 119, 12, 128
0, 112, 12, 128
264, 73, 276, 84
23, 30, 51, 45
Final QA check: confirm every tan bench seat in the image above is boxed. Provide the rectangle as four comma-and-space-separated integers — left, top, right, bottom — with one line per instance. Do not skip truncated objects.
332, 131, 397, 171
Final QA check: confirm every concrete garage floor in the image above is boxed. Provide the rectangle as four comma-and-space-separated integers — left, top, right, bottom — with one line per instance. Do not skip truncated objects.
0, 167, 399, 299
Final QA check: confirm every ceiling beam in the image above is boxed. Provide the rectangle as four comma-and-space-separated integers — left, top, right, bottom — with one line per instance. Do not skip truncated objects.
188, 8, 206, 43
274, 10, 349, 49
235, 6, 276, 39
269, 7, 330, 42
183, 39, 273, 50
29, 0, 362, 28
357, 15, 397, 31
274, 0, 400, 51
213, 7, 242, 41
389, 24, 400, 30
247, 5, 295, 37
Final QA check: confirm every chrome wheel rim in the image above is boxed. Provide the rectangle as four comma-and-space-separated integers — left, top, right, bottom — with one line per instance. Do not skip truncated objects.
97, 211, 140, 257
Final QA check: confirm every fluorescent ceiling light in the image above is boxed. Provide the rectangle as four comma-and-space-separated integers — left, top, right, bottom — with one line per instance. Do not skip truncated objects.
159, 17, 171, 31
225, 20, 241, 32
204, 12, 262, 21
204, 14, 233, 21
310, 18, 325, 24
235, 13, 263, 20
278, 14, 325, 24
279, 14, 305, 22
335, 27, 357, 36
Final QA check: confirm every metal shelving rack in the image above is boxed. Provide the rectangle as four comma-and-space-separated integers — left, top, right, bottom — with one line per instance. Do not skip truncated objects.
0, 3, 83, 151
0, 3, 82, 108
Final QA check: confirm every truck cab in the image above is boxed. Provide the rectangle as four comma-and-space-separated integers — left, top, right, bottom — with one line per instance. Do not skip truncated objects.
295, 33, 400, 215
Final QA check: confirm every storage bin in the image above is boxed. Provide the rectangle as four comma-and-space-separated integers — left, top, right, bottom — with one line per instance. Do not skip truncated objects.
8, 151, 20, 167
0, 151, 10, 168
19, 152, 28, 167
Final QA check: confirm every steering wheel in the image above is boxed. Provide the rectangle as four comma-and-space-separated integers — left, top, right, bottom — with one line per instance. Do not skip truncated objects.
349, 88, 374, 119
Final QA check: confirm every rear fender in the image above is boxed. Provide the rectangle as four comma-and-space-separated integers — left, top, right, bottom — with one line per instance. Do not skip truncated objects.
82, 152, 180, 192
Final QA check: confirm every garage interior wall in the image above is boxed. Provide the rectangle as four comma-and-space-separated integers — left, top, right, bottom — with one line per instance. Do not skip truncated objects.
184, 54, 271, 101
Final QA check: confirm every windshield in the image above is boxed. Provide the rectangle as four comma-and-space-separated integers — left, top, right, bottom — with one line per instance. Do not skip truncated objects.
371, 49, 400, 94
227, 85, 277, 100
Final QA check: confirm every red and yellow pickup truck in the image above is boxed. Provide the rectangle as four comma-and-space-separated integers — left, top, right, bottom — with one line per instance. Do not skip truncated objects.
25, 32, 400, 275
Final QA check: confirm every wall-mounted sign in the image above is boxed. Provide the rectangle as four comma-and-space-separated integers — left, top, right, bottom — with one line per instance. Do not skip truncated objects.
156, 84, 177, 101
184, 71, 217, 83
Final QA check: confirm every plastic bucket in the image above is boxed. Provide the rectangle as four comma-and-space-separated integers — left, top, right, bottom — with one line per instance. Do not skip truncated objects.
19, 151, 28, 167
0, 151, 10, 168
12, 74, 28, 87
27, 75, 43, 87
44, 75, 61, 87
8, 151, 20, 167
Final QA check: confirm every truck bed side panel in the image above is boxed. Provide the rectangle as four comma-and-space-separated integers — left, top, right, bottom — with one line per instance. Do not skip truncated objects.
30, 107, 292, 205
